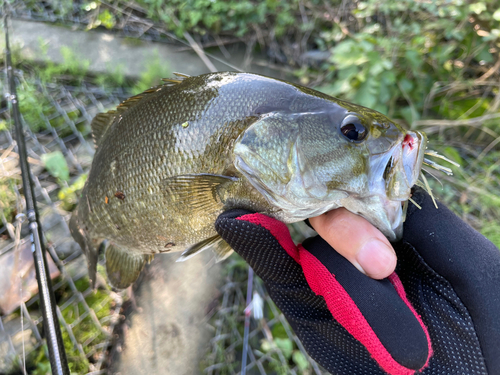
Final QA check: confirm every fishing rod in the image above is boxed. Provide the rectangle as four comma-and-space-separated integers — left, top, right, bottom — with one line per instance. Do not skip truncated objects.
3, 15, 70, 375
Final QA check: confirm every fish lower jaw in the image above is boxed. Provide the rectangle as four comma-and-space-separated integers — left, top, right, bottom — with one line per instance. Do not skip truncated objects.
383, 198, 404, 241
339, 193, 404, 242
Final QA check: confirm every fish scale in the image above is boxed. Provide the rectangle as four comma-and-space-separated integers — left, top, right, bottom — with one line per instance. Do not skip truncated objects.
70, 72, 427, 288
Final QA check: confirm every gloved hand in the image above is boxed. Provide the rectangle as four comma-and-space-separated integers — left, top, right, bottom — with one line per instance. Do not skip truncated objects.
215, 187, 500, 375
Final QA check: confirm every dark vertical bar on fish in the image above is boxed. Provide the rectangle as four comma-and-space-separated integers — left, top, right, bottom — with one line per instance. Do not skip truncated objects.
3, 14, 70, 375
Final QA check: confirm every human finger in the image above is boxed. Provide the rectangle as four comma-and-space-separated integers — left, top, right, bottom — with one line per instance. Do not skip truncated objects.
309, 208, 396, 279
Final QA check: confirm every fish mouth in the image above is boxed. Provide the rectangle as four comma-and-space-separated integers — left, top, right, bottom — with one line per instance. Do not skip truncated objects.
368, 131, 427, 240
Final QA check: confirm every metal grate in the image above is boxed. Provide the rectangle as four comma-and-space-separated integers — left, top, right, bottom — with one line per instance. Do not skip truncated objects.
0, 66, 326, 374
0, 65, 130, 373
9, 0, 190, 45
204, 257, 327, 375
0, 17, 325, 375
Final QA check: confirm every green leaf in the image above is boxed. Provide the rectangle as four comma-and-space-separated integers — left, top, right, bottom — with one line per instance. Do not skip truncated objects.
326, 79, 351, 96
41, 151, 70, 182
274, 338, 294, 359
260, 339, 274, 353
405, 49, 423, 71
271, 323, 288, 339
97, 9, 116, 29
469, 3, 486, 14
331, 41, 369, 68
399, 106, 414, 125
58, 174, 88, 210
475, 46, 494, 63
0, 120, 8, 131
398, 77, 414, 94
493, 9, 500, 21
354, 78, 378, 108
380, 70, 396, 85
292, 350, 309, 371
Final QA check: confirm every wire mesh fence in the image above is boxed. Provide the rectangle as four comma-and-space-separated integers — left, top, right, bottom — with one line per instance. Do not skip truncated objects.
9, 0, 178, 43
203, 257, 326, 375
0, 64, 132, 373
0, 7, 328, 374
0, 63, 326, 374
7, 3, 498, 374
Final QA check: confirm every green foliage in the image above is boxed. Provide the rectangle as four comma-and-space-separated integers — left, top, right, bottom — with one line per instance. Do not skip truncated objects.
97, 9, 117, 29
58, 174, 88, 211
24, 275, 114, 374
134, 0, 308, 38
57, 277, 113, 373
260, 336, 313, 374
0, 178, 17, 223
16, 79, 52, 133
29, 346, 53, 375
95, 63, 127, 88
131, 50, 170, 95
41, 151, 70, 182
38, 46, 90, 84
317, 0, 500, 121
12, 44, 91, 133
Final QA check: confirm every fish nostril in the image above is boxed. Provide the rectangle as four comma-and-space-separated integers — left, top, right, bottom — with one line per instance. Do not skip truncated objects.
383, 157, 393, 180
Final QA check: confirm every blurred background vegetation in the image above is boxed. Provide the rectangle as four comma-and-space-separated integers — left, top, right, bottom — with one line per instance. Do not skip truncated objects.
23, 0, 500, 244
2, 0, 500, 373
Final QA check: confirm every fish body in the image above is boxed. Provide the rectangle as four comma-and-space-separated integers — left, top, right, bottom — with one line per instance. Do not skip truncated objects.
70, 72, 427, 288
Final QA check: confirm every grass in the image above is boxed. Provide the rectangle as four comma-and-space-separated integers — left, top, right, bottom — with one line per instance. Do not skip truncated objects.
0, 178, 17, 223
25, 276, 115, 375
412, 81, 500, 247
0, 58, 127, 374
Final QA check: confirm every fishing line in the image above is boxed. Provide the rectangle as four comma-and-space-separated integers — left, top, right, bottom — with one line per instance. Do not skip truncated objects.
3, 12, 70, 375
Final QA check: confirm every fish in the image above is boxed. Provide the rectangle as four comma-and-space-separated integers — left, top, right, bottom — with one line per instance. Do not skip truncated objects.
70, 71, 433, 289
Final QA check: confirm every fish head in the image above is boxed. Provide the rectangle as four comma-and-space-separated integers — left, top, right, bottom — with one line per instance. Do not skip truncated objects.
234, 94, 427, 241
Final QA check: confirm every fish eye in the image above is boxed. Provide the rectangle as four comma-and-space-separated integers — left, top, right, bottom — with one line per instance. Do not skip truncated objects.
340, 114, 367, 142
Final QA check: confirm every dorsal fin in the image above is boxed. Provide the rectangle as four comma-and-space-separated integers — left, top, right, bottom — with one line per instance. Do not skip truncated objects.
161, 72, 190, 84
90, 74, 190, 148
174, 72, 191, 78
90, 84, 170, 148
90, 111, 115, 148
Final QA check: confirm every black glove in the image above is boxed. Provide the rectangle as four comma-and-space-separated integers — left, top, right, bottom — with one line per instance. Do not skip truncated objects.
215, 187, 500, 375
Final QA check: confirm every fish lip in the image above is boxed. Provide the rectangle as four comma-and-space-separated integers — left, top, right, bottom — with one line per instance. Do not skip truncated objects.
367, 130, 427, 240
402, 131, 427, 187
376, 130, 426, 197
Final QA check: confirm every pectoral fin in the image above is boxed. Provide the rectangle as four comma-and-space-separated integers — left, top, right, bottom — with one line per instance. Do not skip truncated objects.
162, 174, 238, 213
176, 235, 233, 262
105, 244, 152, 289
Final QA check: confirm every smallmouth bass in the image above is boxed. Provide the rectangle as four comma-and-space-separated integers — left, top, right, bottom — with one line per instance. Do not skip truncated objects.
70, 72, 430, 288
